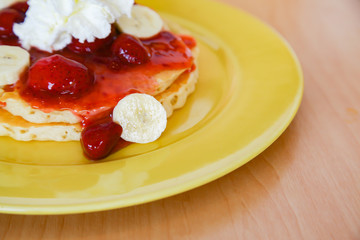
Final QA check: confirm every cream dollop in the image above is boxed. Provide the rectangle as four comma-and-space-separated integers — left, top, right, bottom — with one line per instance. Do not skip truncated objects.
13, 0, 134, 52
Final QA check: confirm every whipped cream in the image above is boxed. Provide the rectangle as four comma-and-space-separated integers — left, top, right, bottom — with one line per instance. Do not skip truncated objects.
13, 0, 134, 52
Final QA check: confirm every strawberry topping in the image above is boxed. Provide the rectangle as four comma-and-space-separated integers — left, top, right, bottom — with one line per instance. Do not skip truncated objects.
0, 8, 25, 38
181, 35, 197, 49
27, 54, 93, 96
0, 1, 197, 160
81, 120, 123, 160
67, 27, 116, 54
111, 33, 151, 65
8, 1, 29, 14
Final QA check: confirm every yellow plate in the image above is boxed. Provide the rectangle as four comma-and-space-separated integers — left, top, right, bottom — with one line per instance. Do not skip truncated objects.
0, 0, 303, 215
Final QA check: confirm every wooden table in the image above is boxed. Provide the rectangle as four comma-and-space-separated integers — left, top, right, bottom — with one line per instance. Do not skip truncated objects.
1, 0, 360, 239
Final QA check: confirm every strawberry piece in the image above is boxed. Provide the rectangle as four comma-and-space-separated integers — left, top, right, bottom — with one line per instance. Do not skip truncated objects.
67, 38, 104, 54
111, 34, 151, 65
81, 121, 123, 160
0, 8, 25, 38
9, 2, 29, 14
67, 26, 116, 54
27, 54, 93, 96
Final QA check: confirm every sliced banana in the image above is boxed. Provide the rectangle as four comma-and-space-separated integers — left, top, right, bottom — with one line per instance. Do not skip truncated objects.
116, 5, 164, 39
0, 46, 30, 88
113, 93, 167, 144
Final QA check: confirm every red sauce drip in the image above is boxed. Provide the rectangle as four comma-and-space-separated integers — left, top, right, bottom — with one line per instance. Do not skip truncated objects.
3, 83, 15, 92
0, 37, 21, 46
81, 116, 123, 160
180, 35, 197, 49
187, 64, 197, 73
80, 110, 130, 160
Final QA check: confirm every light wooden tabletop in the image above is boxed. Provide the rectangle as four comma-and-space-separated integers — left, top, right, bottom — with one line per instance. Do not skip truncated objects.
1, 0, 360, 239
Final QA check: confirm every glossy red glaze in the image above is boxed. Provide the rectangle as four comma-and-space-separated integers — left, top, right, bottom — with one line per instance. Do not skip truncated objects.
187, 63, 197, 73
8, 1, 29, 14
7, 30, 194, 126
181, 35, 197, 49
111, 33, 150, 65
67, 27, 116, 54
0, 37, 21, 46
81, 119, 123, 160
27, 54, 93, 96
0, 8, 25, 37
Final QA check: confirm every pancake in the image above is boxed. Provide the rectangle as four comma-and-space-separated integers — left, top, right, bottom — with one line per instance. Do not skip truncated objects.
0, 20, 198, 125
0, 91, 80, 124
156, 48, 199, 117
0, 68, 189, 124
0, 17, 199, 142
0, 67, 198, 141
0, 108, 82, 141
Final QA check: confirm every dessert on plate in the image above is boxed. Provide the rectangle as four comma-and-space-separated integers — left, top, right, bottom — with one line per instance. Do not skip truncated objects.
0, 0, 199, 159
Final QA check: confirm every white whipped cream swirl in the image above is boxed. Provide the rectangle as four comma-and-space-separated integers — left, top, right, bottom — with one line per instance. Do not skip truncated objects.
13, 0, 134, 52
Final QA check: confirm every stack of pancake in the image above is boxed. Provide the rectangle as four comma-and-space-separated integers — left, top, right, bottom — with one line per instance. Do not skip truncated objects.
0, 26, 199, 142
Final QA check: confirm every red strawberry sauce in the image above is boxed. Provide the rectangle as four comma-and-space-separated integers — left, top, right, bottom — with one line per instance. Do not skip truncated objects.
2, 31, 195, 127
0, 2, 197, 159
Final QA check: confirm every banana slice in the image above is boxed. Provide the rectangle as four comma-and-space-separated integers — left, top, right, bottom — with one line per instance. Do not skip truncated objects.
113, 93, 167, 144
116, 5, 164, 39
0, 46, 30, 88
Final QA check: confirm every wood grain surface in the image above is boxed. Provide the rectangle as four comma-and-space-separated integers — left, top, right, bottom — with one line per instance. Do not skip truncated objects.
1, 0, 360, 239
